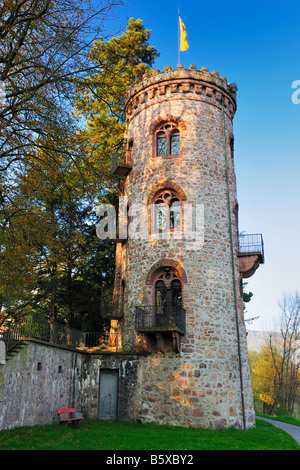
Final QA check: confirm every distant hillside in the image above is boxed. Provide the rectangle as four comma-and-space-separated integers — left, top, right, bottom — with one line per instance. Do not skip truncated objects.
246, 330, 269, 351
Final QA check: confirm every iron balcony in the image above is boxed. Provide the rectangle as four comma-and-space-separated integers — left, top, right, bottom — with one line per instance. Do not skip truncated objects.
135, 305, 186, 335
239, 233, 264, 263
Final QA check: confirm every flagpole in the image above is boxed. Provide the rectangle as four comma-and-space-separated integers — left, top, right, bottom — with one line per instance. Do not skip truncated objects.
178, 6, 180, 65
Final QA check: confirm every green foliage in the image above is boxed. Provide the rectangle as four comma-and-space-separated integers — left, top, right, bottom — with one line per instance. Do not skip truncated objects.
1, 17, 158, 330
242, 282, 253, 309
273, 405, 292, 418
75, 18, 159, 174
249, 347, 278, 414
1, 149, 116, 329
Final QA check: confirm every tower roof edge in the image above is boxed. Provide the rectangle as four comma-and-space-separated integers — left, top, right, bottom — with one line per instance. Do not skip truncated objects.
125, 64, 237, 107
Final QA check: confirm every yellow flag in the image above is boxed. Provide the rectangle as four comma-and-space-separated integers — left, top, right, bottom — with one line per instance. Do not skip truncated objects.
179, 17, 189, 51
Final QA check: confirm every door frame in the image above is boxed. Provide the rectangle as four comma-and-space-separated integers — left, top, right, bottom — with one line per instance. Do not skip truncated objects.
98, 368, 119, 421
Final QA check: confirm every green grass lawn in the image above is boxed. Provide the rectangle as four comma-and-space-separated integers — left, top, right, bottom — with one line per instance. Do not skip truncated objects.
257, 413, 300, 427
0, 418, 299, 450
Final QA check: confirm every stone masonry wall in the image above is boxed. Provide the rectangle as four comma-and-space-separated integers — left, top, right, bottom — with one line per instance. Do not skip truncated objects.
0, 340, 140, 430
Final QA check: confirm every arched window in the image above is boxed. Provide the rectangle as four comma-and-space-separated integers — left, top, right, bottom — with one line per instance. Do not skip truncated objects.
155, 123, 180, 157
153, 268, 182, 318
152, 189, 182, 233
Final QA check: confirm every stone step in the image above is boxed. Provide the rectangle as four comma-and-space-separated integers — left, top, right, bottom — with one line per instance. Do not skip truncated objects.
5, 341, 29, 361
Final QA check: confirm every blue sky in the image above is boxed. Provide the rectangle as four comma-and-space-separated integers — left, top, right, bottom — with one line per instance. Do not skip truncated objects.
105, 0, 300, 331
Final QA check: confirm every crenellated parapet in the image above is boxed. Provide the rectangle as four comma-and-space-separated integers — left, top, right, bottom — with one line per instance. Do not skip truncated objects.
125, 64, 237, 122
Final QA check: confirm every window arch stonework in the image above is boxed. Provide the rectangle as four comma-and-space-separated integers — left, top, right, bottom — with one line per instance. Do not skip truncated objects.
155, 123, 180, 157
150, 117, 186, 158
146, 182, 187, 237
151, 188, 183, 234
146, 259, 187, 286
152, 267, 182, 313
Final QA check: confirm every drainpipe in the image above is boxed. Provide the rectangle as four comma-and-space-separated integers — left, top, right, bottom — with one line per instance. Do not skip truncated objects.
221, 96, 246, 430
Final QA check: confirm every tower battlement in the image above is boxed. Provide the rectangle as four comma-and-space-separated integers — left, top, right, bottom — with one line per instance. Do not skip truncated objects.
125, 64, 237, 121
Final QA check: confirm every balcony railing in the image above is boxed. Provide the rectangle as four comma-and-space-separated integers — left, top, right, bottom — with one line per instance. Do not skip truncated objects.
239, 233, 264, 263
135, 305, 186, 335
83, 332, 122, 352
110, 151, 132, 176
1, 315, 86, 352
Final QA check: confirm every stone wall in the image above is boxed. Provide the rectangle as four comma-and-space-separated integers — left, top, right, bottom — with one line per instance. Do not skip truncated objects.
0, 340, 140, 431
136, 351, 254, 429
0, 335, 254, 431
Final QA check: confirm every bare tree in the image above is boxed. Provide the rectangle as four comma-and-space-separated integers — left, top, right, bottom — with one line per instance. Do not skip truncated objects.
267, 292, 300, 415
0, 0, 123, 192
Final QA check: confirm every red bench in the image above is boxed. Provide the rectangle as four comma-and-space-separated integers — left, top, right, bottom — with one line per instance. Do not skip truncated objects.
57, 408, 85, 425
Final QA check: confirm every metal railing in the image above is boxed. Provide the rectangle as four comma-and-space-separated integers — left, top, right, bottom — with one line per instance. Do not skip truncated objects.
85, 332, 122, 352
239, 233, 264, 263
110, 151, 132, 176
0, 316, 30, 353
1, 316, 122, 354
135, 305, 186, 334
1, 316, 86, 352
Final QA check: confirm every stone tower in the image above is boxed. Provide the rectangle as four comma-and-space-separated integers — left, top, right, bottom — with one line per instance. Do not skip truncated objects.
111, 64, 258, 429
